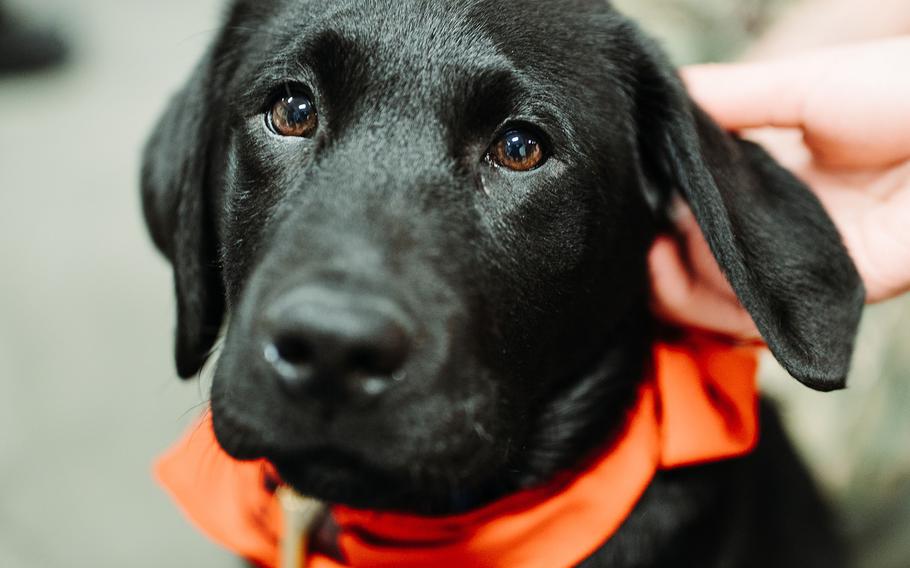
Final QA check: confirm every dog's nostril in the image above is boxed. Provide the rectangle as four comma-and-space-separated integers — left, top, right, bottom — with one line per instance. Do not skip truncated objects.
348, 329, 409, 376
349, 346, 383, 375
273, 334, 313, 366
264, 339, 319, 398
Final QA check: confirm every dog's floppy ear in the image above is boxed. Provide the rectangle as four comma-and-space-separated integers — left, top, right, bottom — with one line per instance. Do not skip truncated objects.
142, 51, 225, 379
633, 42, 865, 392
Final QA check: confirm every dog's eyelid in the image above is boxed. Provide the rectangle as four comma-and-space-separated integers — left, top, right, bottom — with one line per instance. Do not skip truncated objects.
490, 104, 569, 153
261, 82, 317, 111
241, 63, 321, 114
241, 73, 291, 112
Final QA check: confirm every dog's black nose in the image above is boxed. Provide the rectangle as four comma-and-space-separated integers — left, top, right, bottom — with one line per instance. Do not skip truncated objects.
261, 288, 412, 403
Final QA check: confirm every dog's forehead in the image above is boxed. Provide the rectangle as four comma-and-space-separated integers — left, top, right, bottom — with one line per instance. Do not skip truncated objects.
281, 1, 507, 82
260, 0, 621, 86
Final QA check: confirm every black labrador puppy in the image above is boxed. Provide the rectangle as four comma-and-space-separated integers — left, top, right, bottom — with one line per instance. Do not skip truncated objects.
142, 1, 864, 566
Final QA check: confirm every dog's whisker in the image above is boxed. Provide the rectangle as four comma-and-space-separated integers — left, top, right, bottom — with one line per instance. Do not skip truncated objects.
195, 319, 230, 399
178, 399, 211, 421
472, 421, 493, 444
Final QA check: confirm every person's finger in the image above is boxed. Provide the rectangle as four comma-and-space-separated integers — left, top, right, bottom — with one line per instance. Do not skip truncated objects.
684, 39, 910, 169
849, 179, 910, 302
672, 207, 741, 302
681, 61, 819, 131
649, 236, 760, 340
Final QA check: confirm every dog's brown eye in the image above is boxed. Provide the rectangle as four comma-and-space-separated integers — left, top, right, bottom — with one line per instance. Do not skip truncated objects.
490, 129, 545, 171
268, 92, 318, 138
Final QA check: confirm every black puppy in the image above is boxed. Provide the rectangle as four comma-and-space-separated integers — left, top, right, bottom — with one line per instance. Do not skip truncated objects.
143, 1, 864, 566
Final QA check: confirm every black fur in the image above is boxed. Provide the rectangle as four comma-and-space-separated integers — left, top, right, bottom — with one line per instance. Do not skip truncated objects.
142, 1, 864, 565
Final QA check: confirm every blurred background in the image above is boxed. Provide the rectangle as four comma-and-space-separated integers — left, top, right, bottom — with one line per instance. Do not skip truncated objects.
0, 0, 907, 566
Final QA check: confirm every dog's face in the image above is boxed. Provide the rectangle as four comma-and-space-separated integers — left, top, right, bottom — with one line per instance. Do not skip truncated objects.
143, 0, 863, 512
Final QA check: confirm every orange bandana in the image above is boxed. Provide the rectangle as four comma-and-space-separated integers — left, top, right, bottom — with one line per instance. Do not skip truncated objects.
156, 337, 758, 568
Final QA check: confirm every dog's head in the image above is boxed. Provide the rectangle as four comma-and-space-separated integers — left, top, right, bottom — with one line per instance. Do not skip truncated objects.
143, 0, 863, 512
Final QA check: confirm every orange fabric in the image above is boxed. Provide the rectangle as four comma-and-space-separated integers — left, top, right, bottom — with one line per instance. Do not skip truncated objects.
155, 337, 759, 568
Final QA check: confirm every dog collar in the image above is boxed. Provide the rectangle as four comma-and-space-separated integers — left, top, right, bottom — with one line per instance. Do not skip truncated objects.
156, 336, 758, 568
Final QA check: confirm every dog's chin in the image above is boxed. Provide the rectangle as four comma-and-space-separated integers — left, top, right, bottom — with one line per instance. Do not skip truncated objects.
272, 451, 417, 511
270, 450, 503, 514
213, 417, 506, 513
258, 432, 522, 513
210, 437, 513, 513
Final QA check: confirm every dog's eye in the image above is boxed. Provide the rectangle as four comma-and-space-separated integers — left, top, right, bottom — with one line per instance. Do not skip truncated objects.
489, 128, 546, 172
268, 91, 318, 138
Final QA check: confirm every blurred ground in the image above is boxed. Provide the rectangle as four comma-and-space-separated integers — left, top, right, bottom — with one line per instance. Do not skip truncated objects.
0, 0, 907, 567
0, 0, 234, 566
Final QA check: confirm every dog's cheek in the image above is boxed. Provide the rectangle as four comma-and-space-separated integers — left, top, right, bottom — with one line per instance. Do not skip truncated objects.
476, 166, 596, 299
218, 131, 307, 304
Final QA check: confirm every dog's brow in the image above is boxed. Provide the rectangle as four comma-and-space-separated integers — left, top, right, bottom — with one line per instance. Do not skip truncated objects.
238, 30, 363, 112
449, 66, 525, 127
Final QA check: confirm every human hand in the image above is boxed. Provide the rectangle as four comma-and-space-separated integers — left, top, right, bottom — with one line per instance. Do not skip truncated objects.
650, 37, 910, 338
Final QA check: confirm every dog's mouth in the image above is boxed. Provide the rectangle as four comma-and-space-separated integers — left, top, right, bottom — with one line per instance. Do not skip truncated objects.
271, 448, 518, 514
271, 449, 400, 507
212, 407, 416, 507
210, 385, 513, 512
